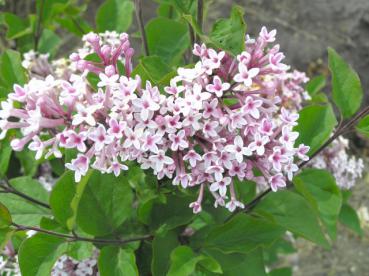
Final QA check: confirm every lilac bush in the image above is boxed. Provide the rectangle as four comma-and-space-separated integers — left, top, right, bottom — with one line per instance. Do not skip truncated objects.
0, 1, 368, 275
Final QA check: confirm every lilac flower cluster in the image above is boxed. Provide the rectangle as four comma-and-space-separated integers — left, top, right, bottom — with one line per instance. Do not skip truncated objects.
21, 50, 73, 81
310, 137, 364, 189
0, 27, 310, 213
275, 70, 310, 110
0, 245, 20, 276
52, 254, 98, 276
272, 69, 364, 190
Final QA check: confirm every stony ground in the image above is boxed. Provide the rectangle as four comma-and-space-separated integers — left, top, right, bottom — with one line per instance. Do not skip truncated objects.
210, 0, 369, 101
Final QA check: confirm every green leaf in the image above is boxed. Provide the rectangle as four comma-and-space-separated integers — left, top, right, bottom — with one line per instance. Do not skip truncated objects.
50, 170, 92, 230
57, 17, 92, 36
15, 149, 40, 176
356, 114, 369, 138
131, 56, 172, 85
86, 72, 100, 91
3, 13, 32, 40
210, 5, 246, 55
204, 214, 284, 254
254, 190, 329, 247
263, 238, 296, 265
36, 0, 69, 25
0, 49, 27, 90
0, 139, 12, 176
98, 246, 139, 276
294, 104, 337, 155
136, 240, 153, 275
0, 202, 12, 228
309, 92, 329, 104
293, 169, 342, 240
339, 203, 363, 236
50, 171, 76, 226
182, 14, 211, 44
205, 248, 266, 276
39, 217, 65, 232
157, 2, 179, 18
14, 34, 34, 54
152, 230, 180, 276
328, 47, 363, 118
38, 29, 61, 58
145, 17, 189, 64
148, 194, 195, 231
234, 179, 256, 203
66, 241, 94, 261
137, 194, 163, 225
168, 246, 222, 276
96, 0, 134, 32
0, 177, 50, 225
198, 254, 223, 274
164, 0, 196, 14
341, 190, 352, 203
305, 75, 326, 96
18, 233, 67, 276
49, 158, 65, 176
76, 171, 133, 236
0, 228, 14, 250
9, 230, 26, 251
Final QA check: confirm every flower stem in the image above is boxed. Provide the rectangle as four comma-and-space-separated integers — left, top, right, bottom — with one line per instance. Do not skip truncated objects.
34, 0, 45, 51
0, 176, 50, 209
134, 0, 149, 56
196, 0, 204, 44
188, 23, 195, 62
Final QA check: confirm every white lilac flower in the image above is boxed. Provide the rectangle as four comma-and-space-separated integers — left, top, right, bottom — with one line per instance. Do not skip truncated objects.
0, 28, 310, 213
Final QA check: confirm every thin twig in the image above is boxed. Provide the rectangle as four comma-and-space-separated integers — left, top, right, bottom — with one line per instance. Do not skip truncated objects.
188, 23, 195, 62
134, 0, 149, 56
12, 223, 152, 245
196, 0, 204, 44
300, 105, 369, 167
0, 177, 50, 209
168, 6, 174, 19
34, 0, 45, 51
71, 18, 86, 36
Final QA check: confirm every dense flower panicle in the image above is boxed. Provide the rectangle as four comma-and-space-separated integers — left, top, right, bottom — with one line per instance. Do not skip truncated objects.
0, 28, 311, 213
275, 70, 310, 110
310, 137, 364, 189
274, 70, 365, 190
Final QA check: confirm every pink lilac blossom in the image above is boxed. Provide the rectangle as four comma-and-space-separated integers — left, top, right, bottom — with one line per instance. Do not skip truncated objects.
274, 70, 364, 190
275, 69, 311, 110
22, 50, 73, 80
0, 27, 310, 213
309, 137, 364, 189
